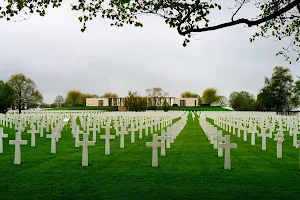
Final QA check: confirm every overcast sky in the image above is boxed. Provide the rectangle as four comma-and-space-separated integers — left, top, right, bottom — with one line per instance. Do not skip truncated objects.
0, 1, 299, 104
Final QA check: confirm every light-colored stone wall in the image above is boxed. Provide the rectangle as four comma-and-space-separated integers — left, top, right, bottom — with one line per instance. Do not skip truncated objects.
86, 98, 109, 106
86, 97, 198, 107
174, 98, 198, 107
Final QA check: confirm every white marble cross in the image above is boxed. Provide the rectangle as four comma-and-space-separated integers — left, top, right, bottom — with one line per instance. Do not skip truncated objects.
257, 129, 272, 151
100, 128, 115, 155
90, 125, 99, 142
165, 127, 173, 149
292, 128, 299, 147
129, 124, 136, 144
158, 130, 171, 156
243, 123, 248, 141
46, 128, 59, 154
39, 123, 44, 137
72, 127, 81, 147
139, 125, 143, 139
0, 127, 8, 153
277, 125, 286, 135
213, 130, 224, 157
27, 127, 39, 147
274, 132, 284, 158
9, 131, 28, 164
146, 134, 164, 167
145, 121, 149, 136
218, 135, 237, 170
118, 126, 128, 148
77, 133, 95, 166
250, 126, 258, 145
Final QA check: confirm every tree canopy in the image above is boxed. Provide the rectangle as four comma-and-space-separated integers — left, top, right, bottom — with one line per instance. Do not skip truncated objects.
257, 66, 299, 113
0, 80, 14, 113
181, 91, 199, 98
66, 90, 82, 106
1, 0, 299, 62
229, 91, 256, 111
101, 92, 118, 98
202, 88, 221, 106
124, 91, 147, 111
54, 95, 65, 107
80, 93, 93, 105
7, 73, 43, 113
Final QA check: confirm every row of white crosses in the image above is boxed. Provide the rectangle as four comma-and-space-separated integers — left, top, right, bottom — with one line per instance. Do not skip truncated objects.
146, 113, 188, 167
199, 114, 237, 170
202, 111, 300, 160
0, 111, 184, 166
74, 112, 184, 166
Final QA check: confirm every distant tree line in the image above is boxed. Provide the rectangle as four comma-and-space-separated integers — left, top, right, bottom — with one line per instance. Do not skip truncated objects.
2, 66, 298, 114
0, 73, 43, 114
229, 66, 300, 114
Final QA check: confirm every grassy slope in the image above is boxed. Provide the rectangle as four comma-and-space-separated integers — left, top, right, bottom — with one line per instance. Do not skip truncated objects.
0, 115, 299, 199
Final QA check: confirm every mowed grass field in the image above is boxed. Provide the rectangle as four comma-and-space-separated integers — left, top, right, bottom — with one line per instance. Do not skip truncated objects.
0, 114, 299, 200
49, 106, 231, 111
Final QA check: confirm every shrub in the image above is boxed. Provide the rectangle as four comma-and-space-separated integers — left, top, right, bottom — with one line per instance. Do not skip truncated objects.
162, 99, 170, 112
172, 104, 178, 107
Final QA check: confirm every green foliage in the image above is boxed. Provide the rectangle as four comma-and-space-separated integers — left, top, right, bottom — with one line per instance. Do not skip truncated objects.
92, 94, 100, 98
229, 91, 256, 111
202, 88, 221, 106
181, 91, 201, 106
101, 92, 118, 98
0, 80, 14, 113
251, 1, 300, 63
257, 66, 298, 113
124, 91, 147, 111
80, 93, 93, 105
66, 90, 82, 106
162, 99, 170, 112
7, 73, 43, 113
181, 91, 199, 98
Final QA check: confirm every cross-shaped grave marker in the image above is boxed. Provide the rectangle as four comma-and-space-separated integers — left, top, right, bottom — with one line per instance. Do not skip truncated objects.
46, 128, 59, 154
119, 126, 128, 148
218, 135, 237, 170
100, 127, 115, 155
9, 131, 28, 164
274, 132, 285, 158
257, 128, 272, 151
146, 134, 164, 167
0, 127, 8, 153
77, 132, 95, 166
250, 125, 258, 145
27, 126, 39, 147
158, 130, 171, 156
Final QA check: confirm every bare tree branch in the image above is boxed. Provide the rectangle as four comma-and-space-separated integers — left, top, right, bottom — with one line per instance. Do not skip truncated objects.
178, 0, 299, 35
231, 0, 249, 21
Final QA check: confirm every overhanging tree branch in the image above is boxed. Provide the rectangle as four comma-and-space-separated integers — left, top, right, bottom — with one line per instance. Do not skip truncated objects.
178, 0, 299, 35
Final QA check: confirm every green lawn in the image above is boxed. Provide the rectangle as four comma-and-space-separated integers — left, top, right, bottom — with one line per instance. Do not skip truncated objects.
50, 106, 118, 111
0, 115, 299, 199
49, 106, 231, 111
